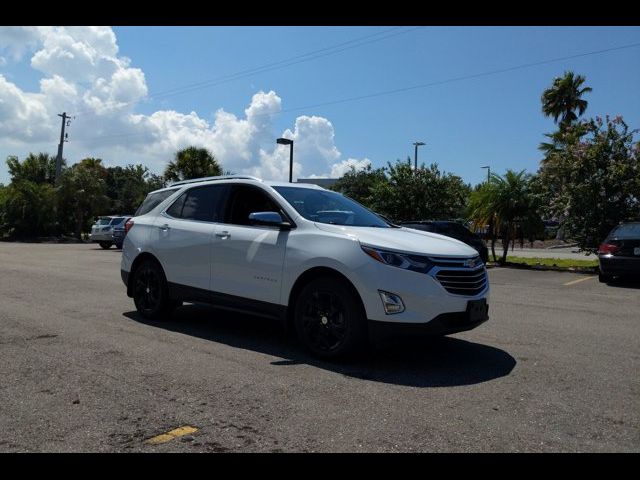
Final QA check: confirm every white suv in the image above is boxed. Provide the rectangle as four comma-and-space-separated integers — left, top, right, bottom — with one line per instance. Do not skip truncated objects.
121, 175, 489, 358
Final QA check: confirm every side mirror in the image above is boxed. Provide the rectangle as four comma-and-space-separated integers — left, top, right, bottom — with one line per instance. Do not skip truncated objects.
248, 211, 292, 230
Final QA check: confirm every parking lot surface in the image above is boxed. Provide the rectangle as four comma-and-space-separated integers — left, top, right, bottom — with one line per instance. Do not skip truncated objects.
0, 243, 638, 452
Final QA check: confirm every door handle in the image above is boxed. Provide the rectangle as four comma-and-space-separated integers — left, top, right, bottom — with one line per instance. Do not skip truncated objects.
215, 231, 230, 238
159, 224, 170, 231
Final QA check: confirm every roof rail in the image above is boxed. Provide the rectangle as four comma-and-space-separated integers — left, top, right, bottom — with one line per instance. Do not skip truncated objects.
169, 175, 263, 187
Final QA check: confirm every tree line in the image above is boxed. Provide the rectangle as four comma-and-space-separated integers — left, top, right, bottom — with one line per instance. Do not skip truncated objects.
1, 72, 638, 257
0, 147, 223, 239
331, 71, 639, 260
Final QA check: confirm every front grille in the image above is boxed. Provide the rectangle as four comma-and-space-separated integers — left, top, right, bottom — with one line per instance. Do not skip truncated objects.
429, 256, 487, 296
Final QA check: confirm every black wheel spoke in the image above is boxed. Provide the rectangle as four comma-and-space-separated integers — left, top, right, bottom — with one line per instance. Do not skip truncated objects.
299, 288, 348, 353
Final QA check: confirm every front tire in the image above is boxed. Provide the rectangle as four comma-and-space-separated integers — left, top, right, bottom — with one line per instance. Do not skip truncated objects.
294, 277, 367, 359
132, 259, 175, 320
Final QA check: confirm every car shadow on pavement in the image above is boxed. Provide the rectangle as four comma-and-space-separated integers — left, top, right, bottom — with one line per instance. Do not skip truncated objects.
123, 304, 516, 388
604, 278, 640, 289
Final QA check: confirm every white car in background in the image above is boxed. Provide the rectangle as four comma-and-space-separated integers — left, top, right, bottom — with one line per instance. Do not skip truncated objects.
89, 216, 127, 249
121, 175, 489, 359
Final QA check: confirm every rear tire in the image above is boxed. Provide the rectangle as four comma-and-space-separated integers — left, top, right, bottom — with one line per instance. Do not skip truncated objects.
99, 241, 112, 249
598, 272, 612, 283
132, 259, 175, 320
294, 277, 367, 360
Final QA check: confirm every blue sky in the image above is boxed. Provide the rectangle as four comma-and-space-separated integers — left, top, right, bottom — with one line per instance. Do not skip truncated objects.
1, 26, 639, 186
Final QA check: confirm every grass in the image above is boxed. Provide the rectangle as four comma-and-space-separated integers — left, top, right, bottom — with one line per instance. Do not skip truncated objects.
504, 256, 598, 268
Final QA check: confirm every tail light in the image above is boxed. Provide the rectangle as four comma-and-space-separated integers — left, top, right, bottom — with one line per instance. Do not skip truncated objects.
598, 243, 619, 254
124, 219, 134, 234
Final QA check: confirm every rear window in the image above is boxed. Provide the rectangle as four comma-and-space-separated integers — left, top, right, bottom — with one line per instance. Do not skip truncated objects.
110, 217, 125, 225
135, 189, 179, 216
610, 223, 640, 239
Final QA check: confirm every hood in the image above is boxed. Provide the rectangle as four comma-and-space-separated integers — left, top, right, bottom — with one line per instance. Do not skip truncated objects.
314, 223, 479, 258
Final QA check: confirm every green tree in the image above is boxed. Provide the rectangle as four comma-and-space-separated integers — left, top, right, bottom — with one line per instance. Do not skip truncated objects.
370, 159, 470, 222
541, 71, 592, 129
105, 164, 163, 214
1, 180, 57, 237
467, 170, 539, 263
58, 158, 110, 239
164, 147, 222, 182
538, 116, 640, 251
6, 152, 63, 185
330, 164, 387, 206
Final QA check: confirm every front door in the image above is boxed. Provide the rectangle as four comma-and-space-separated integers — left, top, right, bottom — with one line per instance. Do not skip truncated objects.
211, 185, 289, 305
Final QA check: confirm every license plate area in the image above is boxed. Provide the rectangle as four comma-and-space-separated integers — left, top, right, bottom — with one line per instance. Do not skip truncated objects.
467, 298, 488, 322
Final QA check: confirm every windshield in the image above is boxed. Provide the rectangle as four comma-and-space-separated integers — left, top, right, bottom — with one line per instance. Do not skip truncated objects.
98, 218, 111, 225
274, 186, 391, 228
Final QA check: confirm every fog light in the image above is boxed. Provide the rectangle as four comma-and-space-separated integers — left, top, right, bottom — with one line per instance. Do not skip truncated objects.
378, 290, 405, 314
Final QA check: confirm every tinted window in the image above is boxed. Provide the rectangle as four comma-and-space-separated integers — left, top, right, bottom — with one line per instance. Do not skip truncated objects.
110, 217, 125, 225
98, 218, 111, 225
274, 186, 389, 228
610, 223, 640, 239
166, 192, 187, 218
226, 186, 281, 226
135, 188, 179, 216
170, 185, 225, 222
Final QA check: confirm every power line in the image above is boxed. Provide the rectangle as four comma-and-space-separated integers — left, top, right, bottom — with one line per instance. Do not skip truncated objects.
276, 41, 640, 114
82, 40, 640, 145
74, 27, 420, 117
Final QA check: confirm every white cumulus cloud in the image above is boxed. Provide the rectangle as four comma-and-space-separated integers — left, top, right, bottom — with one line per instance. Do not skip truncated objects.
0, 26, 370, 182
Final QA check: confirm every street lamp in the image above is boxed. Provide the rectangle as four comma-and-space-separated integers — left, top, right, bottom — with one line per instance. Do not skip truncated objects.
277, 137, 294, 183
481, 165, 491, 183
413, 141, 425, 172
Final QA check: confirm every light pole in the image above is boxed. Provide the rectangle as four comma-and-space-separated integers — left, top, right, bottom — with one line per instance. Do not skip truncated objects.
277, 137, 294, 183
481, 165, 491, 183
413, 141, 425, 173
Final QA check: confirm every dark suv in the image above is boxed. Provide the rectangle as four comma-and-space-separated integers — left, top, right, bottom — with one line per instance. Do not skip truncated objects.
401, 220, 489, 263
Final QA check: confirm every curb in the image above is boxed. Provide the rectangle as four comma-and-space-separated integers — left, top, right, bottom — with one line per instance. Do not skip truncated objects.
486, 262, 597, 274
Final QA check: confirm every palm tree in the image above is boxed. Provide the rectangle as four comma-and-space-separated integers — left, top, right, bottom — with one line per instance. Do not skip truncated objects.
468, 170, 538, 264
164, 147, 222, 182
541, 71, 592, 129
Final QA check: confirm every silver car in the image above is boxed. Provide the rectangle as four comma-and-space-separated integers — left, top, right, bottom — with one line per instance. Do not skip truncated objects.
90, 216, 126, 249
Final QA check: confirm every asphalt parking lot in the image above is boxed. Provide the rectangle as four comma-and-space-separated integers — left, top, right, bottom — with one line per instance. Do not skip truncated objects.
0, 242, 638, 452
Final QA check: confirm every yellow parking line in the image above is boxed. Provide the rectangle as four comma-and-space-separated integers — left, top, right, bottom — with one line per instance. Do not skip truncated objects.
563, 276, 596, 286
145, 426, 198, 445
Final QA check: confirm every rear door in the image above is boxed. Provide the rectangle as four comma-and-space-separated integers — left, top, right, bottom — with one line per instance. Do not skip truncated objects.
151, 184, 227, 292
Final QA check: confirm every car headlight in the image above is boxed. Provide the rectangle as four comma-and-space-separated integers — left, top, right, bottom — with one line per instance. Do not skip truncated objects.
361, 245, 434, 273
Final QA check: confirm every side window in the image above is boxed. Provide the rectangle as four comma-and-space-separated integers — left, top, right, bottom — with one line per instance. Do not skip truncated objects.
166, 185, 226, 222
225, 186, 281, 226
166, 192, 187, 218
135, 188, 179, 216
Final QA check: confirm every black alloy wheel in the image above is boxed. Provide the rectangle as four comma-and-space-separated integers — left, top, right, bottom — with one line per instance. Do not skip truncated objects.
294, 278, 367, 359
133, 260, 173, 320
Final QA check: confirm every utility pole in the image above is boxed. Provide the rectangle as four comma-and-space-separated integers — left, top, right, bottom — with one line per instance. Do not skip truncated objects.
413, 141, 425, 173
55, 112, 71, 184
